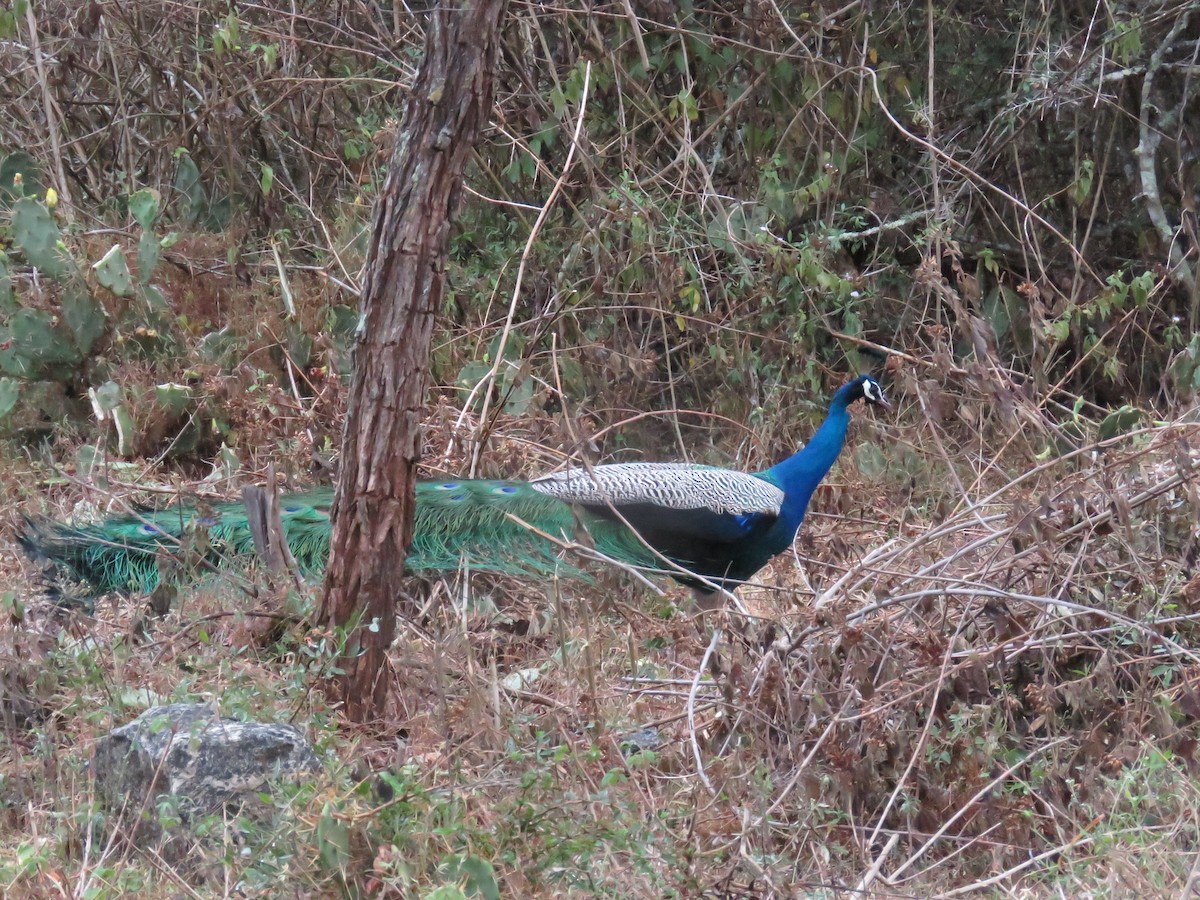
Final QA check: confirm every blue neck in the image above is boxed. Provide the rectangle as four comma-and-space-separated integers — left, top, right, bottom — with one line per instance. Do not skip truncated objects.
762, 385, 857, 522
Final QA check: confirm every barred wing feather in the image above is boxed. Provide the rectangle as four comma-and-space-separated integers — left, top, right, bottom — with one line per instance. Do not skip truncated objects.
530, 463, 784, 515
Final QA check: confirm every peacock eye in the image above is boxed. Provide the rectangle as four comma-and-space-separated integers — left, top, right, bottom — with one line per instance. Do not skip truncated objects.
437, 482, 460, 490
496, 486, 518, 494
448, 494, 466, 502
140, 524, 162, 535
283, 504, 301, 513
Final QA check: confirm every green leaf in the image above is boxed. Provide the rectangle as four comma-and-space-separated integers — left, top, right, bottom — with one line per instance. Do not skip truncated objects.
11, 197, 70, 277
111, 403, 135, 455
423, 888, 469, 900
1130, 271, 1154, 307
0, 251, 13, 314
173, 152, 207, 225
1072, 158, 1094, 205
154, 383, 192, 416
502, 375, 534, 415
0, 309, 80, 377
455, 360, 492, 391
437, 854, 500, 900
136, 231, 161, 284
197, 327, 242, 367
316, 813, 351, 872
62, 282, 107, 353
128, 188, 161, 229
1098, 405, 1142, 441
76, 443, 99, 478
1048, 317, 1070, 344
327, 304, 359, 338
89, 380, 123, 415
141, 284, 169, 311
285, 320, 313, 368
0, 151, 41, 205
855, 442, 888, 478
486, 329, 525, 363
0, 377, 19, 420
93, 245, 134, 297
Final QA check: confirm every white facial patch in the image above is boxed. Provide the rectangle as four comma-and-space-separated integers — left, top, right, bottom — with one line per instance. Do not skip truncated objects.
863, 379, 882, 403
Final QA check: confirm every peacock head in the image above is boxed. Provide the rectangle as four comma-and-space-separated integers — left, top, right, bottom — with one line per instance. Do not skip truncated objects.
838, 374, 890, 409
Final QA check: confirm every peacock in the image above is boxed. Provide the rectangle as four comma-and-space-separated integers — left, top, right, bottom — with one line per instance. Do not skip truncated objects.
19, 375, 888, 599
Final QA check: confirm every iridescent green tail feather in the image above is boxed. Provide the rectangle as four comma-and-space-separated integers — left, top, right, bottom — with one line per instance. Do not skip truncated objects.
18, 480, 659, 595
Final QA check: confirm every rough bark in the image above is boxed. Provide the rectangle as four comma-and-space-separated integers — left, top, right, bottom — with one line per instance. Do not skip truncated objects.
317, 0, 507, 723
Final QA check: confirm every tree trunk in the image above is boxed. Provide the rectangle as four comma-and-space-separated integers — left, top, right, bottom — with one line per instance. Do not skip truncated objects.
317, 0, 507, 723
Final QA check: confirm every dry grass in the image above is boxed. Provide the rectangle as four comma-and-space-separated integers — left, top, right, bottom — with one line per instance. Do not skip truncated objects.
3, 380, 1200, 897
1, 1, 1198, 894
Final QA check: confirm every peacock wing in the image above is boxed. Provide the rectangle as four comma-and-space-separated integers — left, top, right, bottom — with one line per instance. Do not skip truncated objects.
530, 462, 783, 543
530, 462, 782, 514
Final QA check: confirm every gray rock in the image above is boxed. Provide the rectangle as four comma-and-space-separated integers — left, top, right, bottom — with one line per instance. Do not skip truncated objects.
91, 702, 322, 821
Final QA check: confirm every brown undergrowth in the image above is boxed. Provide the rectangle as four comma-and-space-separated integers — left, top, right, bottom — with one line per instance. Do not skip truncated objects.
3, 369, 1200, 896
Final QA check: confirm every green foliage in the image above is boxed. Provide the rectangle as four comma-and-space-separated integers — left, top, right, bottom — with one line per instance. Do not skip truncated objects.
10, 197, 72, 277
0, 1, 25, 39
455, 331, 534, 416
89, 381, 133, 455
1098, 404, 1142, 441
62, 282, 106, 353
128, 187, 161, 230
0, 252, 12, 314
196, 326, 245, 369
0, 309, 79, 379
436, 855, 501, 900
1072, 158, 1095, 206
1075, 746, 1197, 878
1169, 333, 1200, 395
0, 161, 199, 437
1111, 15, 1144, 66
0, 377, 18, 421
0, 191, 109, 388
173, 151, 208, 225
129, 189, 167, 290
0, 151, 40, 207
317, 807, 352, 872
92, 245, 134, 297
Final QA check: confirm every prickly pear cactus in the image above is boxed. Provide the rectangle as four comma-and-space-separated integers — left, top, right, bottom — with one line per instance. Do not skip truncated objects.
0, 152, 41, 208
0, 377, 17, 421
130, 188, 162, 284
62, 281, 107, 354
0, 251, 12, 315
11, 197, 72, 278
0, 308, 80, 379
2, 194, 109, 380
93, 245, 134, 297
0, 167, 185, 440
0, 188, 111, 412
89, 380, 136, 456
